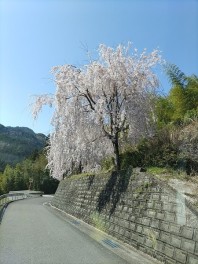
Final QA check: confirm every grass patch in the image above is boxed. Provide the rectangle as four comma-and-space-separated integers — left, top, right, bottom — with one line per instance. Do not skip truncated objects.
147, 166, 173, 174
147, 166, 187, 181
90, 212, 106, 232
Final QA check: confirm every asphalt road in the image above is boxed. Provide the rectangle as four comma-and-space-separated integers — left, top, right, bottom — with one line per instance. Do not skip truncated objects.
0, 197, 131, 264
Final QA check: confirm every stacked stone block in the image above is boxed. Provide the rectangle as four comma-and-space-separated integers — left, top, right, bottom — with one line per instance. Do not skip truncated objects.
52, 170, 198, 264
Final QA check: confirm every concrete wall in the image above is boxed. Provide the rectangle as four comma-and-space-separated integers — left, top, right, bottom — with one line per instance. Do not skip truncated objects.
52, 169, 198, 264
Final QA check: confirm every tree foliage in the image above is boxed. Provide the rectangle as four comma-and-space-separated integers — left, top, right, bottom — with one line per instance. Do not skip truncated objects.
0, 151, 59, 195
33, 44, 161, 179
122, 64, 198, 174
162, 64, 198, 123
165, 63, 187, 88
155, 96, 174, 127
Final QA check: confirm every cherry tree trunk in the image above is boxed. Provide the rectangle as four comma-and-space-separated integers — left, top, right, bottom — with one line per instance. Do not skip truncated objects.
113, 136, 121, 171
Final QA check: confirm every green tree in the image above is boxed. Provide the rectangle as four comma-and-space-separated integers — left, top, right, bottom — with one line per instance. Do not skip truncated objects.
185, 75, 198, 113
0, 172, 3, 195
13, 164, 26, 190
0, 149, 58, 194
155, 96, 174, 127
168, 85, 186, 122
165, 64, 198, 123
2, 165, 15, 193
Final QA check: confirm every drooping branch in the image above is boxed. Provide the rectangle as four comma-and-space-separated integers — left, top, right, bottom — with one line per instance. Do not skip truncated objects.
86, 89, 96, 105
32, 43, 161, 179
80, 93, 95, 111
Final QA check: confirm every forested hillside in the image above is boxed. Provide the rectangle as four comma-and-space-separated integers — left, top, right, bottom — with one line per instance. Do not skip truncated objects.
0, 125, 59, 195
0, 124, 46, 171
0, 150, 59, 195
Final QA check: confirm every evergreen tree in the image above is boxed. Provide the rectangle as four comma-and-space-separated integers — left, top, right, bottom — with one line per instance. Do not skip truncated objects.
165, 64, 198, 123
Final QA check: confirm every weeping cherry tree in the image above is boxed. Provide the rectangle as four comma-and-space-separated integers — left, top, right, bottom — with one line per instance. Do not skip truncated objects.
32, 43, 161, 180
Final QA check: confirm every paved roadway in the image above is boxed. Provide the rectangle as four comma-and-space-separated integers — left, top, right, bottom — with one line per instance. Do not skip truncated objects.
0, 198, 131, 264
0, 197, 159, 264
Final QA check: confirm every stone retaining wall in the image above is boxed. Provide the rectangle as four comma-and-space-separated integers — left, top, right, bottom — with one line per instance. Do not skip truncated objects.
52, 169, 198, 264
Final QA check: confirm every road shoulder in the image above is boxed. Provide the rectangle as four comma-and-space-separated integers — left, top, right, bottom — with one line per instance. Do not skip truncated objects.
44, 202, 162, 264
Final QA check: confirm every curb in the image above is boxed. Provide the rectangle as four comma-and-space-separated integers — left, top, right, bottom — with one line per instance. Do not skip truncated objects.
44, 202, 162, 264
0, 202, 12, 224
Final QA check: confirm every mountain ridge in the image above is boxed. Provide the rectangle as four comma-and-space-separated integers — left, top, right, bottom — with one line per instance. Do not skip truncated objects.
0, 124, 47, 171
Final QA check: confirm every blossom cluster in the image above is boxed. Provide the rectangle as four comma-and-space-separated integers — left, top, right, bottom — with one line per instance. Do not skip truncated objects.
32, 43, 161, 180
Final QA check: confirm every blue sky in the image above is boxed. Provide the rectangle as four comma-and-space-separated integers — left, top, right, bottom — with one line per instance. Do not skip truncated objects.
0, 0, 197, 135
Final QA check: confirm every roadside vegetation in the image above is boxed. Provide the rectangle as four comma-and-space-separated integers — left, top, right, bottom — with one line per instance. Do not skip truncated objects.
0, 150, 59, 195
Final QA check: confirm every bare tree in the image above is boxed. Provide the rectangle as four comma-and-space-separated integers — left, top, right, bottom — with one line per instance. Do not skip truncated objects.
32, 43, 161, 180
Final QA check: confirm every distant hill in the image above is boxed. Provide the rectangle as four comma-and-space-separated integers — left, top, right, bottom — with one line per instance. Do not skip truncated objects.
0, 124, 47, 171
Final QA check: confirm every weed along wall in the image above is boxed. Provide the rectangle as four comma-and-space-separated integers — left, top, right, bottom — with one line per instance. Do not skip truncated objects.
52, 169, 198, 264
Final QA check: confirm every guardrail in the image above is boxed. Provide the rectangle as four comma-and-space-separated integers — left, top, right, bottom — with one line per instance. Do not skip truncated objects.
0, 193, 27, 207
0, 191, 44, 223
0, 193, 27, 223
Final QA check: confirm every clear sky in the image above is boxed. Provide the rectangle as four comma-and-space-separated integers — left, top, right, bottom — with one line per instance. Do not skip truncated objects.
0, 0, 197, 135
